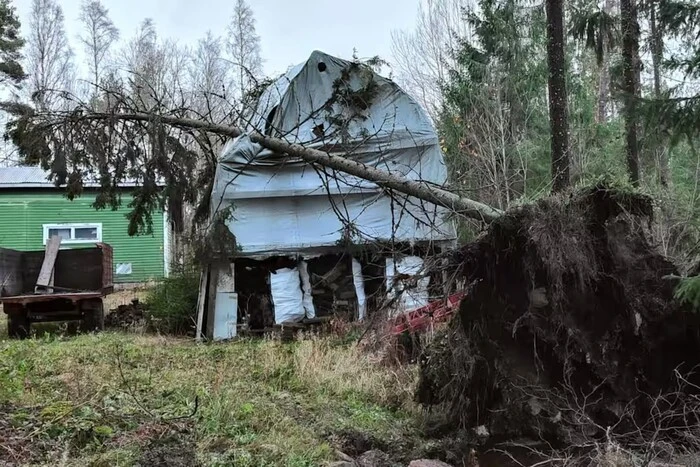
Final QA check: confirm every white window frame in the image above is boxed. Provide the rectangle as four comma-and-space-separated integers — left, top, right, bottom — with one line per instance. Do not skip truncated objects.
42, 223, 103, 245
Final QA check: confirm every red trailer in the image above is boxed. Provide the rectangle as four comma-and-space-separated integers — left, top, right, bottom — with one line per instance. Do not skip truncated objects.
0, 243, 113, 338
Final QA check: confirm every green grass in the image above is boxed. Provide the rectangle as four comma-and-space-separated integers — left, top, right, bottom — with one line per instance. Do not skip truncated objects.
0, 323, 421, 466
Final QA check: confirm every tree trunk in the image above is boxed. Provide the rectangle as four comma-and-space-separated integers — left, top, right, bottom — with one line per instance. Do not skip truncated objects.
596, 54, 610, 124
650, 0, 671, 187
621, 0, 641, 186
596, 0, 615, 123
68, 112, 504, 222
545, 0, 571, 193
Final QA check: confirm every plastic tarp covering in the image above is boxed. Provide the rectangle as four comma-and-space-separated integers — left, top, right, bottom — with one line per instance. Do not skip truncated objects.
211, 51, 456, 256
298, 260, 316, 319
386, 256, 430, 311
351, 257, 367, 320
270, 267, 305, 324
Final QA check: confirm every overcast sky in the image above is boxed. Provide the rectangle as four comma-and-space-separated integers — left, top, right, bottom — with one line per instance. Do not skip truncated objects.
12, 0, 420, 77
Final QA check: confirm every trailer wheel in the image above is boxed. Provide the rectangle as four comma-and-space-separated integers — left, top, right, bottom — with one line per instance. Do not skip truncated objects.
6, 304, 30, 339
79, 299, 104, 333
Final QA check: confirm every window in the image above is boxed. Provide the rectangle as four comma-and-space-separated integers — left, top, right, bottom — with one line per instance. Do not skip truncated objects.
43, 223, 102, 245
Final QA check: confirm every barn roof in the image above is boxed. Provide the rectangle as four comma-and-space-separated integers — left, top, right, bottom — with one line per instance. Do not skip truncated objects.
211, 51, 456, 256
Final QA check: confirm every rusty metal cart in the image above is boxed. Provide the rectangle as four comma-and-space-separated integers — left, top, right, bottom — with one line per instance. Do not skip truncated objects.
0, 241, 113, 338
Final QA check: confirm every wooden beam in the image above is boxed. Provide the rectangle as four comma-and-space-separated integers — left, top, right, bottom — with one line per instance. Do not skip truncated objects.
35, 236, 61, 293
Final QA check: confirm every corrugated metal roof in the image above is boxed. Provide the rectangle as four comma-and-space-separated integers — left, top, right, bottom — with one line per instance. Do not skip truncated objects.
0, 166, 154, 189
0, 166, 53, 188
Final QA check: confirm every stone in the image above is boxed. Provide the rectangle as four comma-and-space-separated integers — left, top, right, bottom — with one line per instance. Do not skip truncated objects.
408, 460, 454, 467
356, 450, 392, 467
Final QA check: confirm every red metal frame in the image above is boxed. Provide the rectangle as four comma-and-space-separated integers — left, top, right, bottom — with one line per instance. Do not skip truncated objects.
391, 291, 465, 335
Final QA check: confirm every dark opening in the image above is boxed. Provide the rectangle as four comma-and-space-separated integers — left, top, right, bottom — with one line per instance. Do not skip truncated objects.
234, 258, 274, 331
307, 254, 357, 319
264, 106, 278, 136
317, 61, 327, 72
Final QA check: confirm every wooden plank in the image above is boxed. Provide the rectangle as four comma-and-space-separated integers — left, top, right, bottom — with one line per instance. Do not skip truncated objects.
35, 236, 61, 291
195, 267, 208, 342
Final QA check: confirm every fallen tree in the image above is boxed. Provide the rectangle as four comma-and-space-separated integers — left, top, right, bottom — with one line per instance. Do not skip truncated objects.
417, 184, 700, 458
9, 110, 503, 224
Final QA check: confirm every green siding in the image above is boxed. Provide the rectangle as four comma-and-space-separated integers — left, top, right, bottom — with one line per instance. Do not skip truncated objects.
0, 191, 165, 283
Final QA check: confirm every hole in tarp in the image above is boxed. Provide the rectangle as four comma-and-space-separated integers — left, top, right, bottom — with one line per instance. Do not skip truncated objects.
264, 106, 278, 136
317, 62, 327, 72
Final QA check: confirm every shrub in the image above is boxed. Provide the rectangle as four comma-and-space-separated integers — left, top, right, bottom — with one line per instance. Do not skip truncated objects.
676, 276, 700, 312
144, 264, 200, 335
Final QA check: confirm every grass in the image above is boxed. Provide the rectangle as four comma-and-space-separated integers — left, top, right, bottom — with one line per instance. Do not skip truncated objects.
0, 318, 422, 466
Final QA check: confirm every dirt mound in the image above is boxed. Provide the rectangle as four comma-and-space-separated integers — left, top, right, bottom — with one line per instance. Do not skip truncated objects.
418, 184, 700, 450
106, 299, 147, 329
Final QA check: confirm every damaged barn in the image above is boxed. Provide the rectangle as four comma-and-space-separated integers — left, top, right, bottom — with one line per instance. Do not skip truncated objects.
197, 51, 456, 340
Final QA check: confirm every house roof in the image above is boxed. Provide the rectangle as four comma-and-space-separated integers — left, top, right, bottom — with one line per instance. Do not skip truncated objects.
0, 166, 53, 188
0, 166, 145, 189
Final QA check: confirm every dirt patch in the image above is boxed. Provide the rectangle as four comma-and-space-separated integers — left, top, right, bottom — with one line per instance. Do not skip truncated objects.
138, 434, 199, 467
0, 404, 57, 466
418, 184, 700, 454
105, 299, 147, 329
327, 428, 390, 457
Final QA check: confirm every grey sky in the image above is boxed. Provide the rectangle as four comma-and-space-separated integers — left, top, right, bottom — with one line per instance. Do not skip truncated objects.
13, 0, 420, 77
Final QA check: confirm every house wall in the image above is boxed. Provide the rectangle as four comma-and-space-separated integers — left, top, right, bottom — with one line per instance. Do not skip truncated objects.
0, 191, 166, 283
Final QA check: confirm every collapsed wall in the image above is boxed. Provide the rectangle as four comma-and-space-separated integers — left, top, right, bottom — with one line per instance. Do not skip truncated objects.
417, 184, 700, 446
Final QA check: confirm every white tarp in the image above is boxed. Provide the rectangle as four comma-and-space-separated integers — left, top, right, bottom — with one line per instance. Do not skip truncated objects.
386, 256, 430, 311
269, 267, 305, 324
351, 257, 367, 321
298, 260, 316, 319
211, 51, 456, 256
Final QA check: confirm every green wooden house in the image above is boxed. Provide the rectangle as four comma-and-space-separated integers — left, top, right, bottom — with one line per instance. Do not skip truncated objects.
0, 167, 172, 284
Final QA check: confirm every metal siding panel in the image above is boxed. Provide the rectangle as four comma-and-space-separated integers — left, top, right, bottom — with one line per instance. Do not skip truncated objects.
0, 199, 28, 250
0, 192, 165, 283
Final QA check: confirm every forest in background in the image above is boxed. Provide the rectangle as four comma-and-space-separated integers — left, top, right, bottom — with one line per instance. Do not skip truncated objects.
0, 0, 697, 265
393, 0, 700, 268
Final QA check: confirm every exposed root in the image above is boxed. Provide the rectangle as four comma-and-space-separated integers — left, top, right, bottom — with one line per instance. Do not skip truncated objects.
419, 184, 700, 456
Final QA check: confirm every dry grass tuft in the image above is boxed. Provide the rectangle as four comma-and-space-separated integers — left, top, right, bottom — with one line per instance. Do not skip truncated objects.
293, 336, 418, 411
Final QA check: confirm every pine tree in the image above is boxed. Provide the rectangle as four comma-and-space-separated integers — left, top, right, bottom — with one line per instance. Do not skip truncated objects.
0, 0, 25, 87
545, 0, 571, 192
620, 0, 641, 185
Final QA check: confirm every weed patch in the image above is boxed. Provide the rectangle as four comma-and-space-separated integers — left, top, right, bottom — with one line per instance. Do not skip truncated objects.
0, 328, 422, 466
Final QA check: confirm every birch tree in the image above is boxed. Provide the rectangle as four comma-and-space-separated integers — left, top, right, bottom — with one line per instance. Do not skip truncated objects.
78, 0, 119, 96
191, 32, 232, 125
390, 0, 474, 118
226, 0, 263, 112
26, 0, 74, 110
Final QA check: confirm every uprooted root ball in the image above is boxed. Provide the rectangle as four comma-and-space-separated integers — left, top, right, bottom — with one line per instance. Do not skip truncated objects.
418, 184, 700, 448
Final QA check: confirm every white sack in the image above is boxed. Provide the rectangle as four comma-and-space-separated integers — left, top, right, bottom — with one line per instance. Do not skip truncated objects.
298, 260, 316, 319
351, 257, 367, 320
386, 256, 430, 312
270, 267, 305, 324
